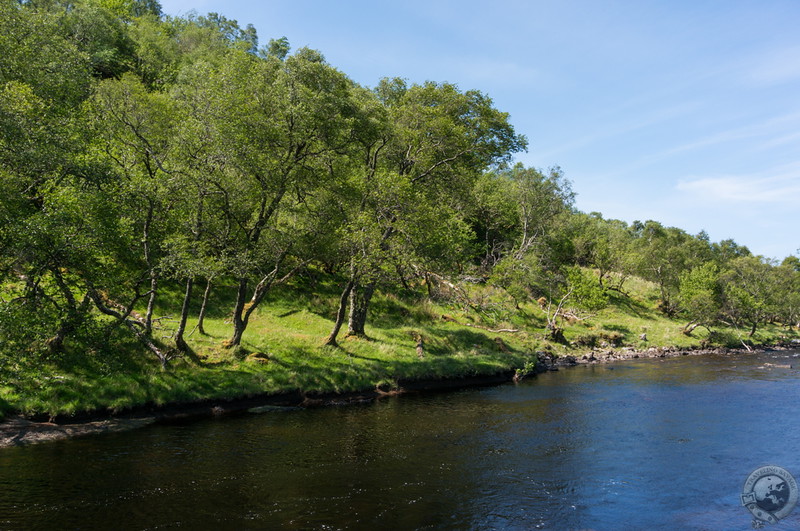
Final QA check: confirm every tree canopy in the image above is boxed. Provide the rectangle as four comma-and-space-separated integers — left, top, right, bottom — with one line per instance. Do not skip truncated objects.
1, 0, 797, 370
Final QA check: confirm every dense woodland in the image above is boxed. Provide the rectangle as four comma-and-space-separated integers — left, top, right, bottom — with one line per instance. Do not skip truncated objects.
2, 0, 800, 374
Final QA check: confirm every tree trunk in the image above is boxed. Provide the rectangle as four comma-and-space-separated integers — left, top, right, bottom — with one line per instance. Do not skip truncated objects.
142, 200, 158, 336
175, 277, 193, 353
682, 322, 700, 336
196, 278, 212, 335
395, 263, 410, 291
46, 268, 89, 354
347, 283, 375, 337
89, 289, 169, 369
324, 279, 354, 347
145, 274, 158, 335
227, 278, 249, 348
425, 271, 434, 299
47, 294, 91, 355
226, 256, 302, 348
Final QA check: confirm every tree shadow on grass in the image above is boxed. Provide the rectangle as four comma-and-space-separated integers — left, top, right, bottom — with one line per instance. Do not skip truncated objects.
601, 324, 632, 334
268, 346, 389, 392
315, 340, 384, 363
381, 326, 521, 359
608, 292, 658, 320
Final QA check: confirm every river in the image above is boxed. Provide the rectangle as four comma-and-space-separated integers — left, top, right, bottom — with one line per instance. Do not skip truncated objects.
2, 350, 800, 529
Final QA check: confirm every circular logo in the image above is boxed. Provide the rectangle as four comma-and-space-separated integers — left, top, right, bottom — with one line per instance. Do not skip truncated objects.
741, 466, 798, 526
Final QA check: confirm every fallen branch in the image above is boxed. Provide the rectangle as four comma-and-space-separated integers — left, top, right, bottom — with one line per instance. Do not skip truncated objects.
463, 322, 520, 333
557, 309, 594, 322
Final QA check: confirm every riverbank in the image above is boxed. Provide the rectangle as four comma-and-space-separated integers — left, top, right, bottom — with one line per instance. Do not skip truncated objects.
536, 341, 800, 371
4, 340, 797, 448
3, 273, 798, 447
0, 371, 518, 447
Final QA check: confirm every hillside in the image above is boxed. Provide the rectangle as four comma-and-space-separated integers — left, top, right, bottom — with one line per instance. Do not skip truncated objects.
2, 2, 799, 423
2, 269, 795, 421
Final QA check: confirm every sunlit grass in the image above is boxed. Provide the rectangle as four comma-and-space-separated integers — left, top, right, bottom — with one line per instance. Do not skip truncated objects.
2, 270, 798, 418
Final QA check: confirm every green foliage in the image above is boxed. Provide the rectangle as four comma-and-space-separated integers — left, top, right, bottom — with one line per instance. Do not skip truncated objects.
721, 256, 779, 336
678, 262, 722, 329
264, 36, 290, 60
629, 220, 712, 314
567, 267, 608, 312
1, 1, 799, 419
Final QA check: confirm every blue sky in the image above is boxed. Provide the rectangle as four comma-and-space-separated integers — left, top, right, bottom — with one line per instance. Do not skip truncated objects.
159, 0, 800, 260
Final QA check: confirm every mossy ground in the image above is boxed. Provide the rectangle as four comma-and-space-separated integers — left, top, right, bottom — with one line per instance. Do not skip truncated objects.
1, 271, 797, 419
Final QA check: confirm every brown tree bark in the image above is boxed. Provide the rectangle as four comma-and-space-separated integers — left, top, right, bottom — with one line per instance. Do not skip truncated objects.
347, 283, 375, 337
324, 279, 354, 347
196, 278, 212, 335
174, 277, 193, 353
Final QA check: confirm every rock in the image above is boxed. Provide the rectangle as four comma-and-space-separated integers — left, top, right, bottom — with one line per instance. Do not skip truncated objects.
560, 355, 578, 366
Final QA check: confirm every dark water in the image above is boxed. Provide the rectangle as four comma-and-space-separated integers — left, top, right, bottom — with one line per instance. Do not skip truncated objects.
3, 351, 800, 530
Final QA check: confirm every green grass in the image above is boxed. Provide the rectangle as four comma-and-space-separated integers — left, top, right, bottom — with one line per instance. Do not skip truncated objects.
1, 270, 797, 418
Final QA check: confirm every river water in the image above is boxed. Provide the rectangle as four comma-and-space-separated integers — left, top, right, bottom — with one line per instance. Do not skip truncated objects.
2, 350, 800, 530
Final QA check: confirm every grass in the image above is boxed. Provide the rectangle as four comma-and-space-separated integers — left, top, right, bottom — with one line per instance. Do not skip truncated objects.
1, 270, 798, 419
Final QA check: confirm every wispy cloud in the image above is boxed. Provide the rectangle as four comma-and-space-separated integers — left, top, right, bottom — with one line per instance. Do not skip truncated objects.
664, 110, 800, 157
533, 101, 700, 161
753, 130, 800, 152
744, 45, 800, 87
677, 162, 800, 203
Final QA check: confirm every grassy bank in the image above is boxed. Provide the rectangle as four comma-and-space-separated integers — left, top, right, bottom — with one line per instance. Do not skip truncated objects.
1, 272, 797, 421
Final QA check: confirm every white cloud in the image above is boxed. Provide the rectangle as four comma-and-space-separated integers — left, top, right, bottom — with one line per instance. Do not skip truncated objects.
753, 130, 800, 152
677, 163, 800, 203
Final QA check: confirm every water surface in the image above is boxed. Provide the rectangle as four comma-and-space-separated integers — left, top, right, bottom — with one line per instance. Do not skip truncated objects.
2, 350, 800, 529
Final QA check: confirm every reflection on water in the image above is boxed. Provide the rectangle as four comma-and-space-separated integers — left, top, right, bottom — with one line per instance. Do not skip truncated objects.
2, 351, 800, 529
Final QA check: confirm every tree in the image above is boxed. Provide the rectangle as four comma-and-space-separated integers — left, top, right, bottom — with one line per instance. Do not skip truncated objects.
721, 256, 779, 338
60, 1, 137, 79
81, 77, 178, 366
175, 47, 362, 348
263, 36, 290, 60
474, 164, 575, 310
543, 267, 608, 342
573, 213, 635, 292
0, 0, 100, 356
630, 221, 711, 315
469, 171, 518, 271
773, 259, 800, 330
678, 262, 722, 334
711, 238, 751, 265
325, 79, 526, 345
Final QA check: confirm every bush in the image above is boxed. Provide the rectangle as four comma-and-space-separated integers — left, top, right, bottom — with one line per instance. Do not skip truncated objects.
703, 330, 742, 348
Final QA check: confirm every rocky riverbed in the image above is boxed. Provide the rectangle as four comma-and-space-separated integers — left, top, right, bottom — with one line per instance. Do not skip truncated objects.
534, 342, 800, 371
